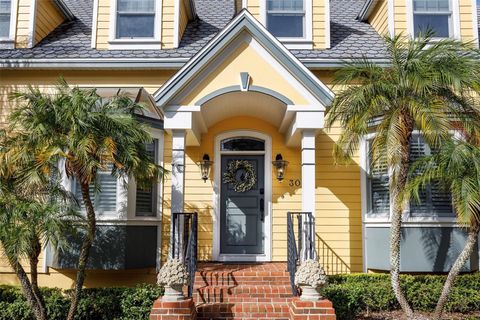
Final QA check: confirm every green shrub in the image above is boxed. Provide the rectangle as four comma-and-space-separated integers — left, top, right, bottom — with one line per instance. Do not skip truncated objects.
0, 284, 164, 320
0, 274, 478, 320
323, 273, 480, 319
119, 285, 164, 320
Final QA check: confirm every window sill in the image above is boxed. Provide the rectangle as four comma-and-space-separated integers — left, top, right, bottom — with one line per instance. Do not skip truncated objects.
277, 39, 313, 50
108, 39, 162, 50
364, 216, 458, 226
0, 39, 14, 49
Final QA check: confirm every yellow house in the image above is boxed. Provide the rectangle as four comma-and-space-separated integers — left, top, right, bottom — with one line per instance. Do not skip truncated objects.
0, 0, 479, 309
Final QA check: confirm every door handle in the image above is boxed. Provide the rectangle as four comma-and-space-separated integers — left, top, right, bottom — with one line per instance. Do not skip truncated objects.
260, 198, 264, 222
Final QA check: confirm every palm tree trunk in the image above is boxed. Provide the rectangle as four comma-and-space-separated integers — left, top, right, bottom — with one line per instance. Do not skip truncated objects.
432, 225, 479, 320
67, 182, 96, 320
5, 253, 47, 320
390, 125, 414, 318
29, 236, 46, 317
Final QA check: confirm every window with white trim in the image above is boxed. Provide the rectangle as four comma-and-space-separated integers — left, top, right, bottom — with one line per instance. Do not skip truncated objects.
0, 0, 12, 39
135, 139, 159, 217
366, 134, 454, 218
72, 166, 119, 216
266, 0, 305, 38
116, 0, 156, 39
413, 0, 452, 38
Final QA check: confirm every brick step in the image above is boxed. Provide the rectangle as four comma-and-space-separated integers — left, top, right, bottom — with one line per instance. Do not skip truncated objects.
196, 302, 291, 320
194, 285, 294, 304
194, 274, 291, 287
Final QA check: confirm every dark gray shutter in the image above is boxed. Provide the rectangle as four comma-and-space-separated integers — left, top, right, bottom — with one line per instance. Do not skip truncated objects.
429, 144, 454, 217
409, 135, 429, 216
73, 167, 117, 214
368, 141, 390, 215
135, 139, 158, 216
96, 172, 118, 213
409, 135, 454, 217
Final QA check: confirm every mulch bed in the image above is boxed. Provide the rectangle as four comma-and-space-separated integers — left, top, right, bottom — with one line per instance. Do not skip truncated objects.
357, 311, 480, 319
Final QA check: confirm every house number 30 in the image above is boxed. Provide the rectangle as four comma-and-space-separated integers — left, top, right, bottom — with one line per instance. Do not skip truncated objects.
289, 179, 301, 187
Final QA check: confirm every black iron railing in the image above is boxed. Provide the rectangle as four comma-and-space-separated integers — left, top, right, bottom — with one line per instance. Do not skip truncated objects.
287, 212, 317, 296
171, 212, 198, 298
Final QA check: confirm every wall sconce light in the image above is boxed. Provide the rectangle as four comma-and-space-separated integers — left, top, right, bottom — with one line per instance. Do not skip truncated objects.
272, 153, 289, 182
198, 154, 213, 182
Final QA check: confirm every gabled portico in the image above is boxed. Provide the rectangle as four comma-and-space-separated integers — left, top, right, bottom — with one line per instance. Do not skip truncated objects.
154, 10, 334, 262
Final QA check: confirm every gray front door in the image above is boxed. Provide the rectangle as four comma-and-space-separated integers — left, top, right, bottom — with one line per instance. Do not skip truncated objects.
220, 155, 265, 255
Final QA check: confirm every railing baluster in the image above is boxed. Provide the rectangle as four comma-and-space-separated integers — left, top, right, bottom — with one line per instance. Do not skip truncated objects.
287, 212, 317, 296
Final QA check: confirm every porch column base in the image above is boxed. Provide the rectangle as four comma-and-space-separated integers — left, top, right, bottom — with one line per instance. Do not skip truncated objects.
288, 298, 337, 320
149, 297, 196, 320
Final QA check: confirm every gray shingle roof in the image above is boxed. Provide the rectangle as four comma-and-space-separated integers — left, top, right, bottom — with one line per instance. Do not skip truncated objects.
0, 0, 388, 60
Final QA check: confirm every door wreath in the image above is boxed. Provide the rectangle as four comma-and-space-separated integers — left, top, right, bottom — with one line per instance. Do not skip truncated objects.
223, 160, 257, 192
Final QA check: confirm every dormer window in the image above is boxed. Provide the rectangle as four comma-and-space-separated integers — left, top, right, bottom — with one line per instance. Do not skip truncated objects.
266, 0, 305, 38
0, 0, 12, 39
116, 0, 155, 38
413, 0, 452, 38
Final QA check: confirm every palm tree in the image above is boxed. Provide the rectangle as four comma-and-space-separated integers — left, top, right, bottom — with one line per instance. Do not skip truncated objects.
8, 79, 164, 320
0, 132, 80, 320
406, 139, 480, 320
325, 34, 480, 318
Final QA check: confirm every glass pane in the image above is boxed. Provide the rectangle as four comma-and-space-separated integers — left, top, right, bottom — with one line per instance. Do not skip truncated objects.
267, 14, 304, 37
413, 0, 449, 12
221, 138, 265, 151
0, 0, 11, 13
414, 14, 450, 37
0, 14, 9, 38
117, 14, 155, 38
136, 140, 157, 217
118, 0, 154, 12
0, 0, 10, 38
267, 0, 303, 11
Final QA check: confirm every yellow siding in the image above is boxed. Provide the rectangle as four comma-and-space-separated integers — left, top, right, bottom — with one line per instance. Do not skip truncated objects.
34, 0, 64, 44
0, 69, 175, 127
368, 0, 389, 36
459, 0, 476, 42
96, 0, 110, 49
179, 0, 189, 40
312, 0, 327, 49
393, 0, 407, 35
247, 0, 261, 19
15, 0, 31, 48
161, 0, 176, 48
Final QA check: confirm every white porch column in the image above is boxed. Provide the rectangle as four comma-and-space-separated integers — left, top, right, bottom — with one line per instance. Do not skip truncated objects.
301, 129, 316, 261
301, 129, 316, 214
170, 129, 186, 259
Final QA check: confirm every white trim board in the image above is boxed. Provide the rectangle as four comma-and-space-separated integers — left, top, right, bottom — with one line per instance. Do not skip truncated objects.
213, 130, 273, 262
471, 0, 479, 46
91, 0, 99, 48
